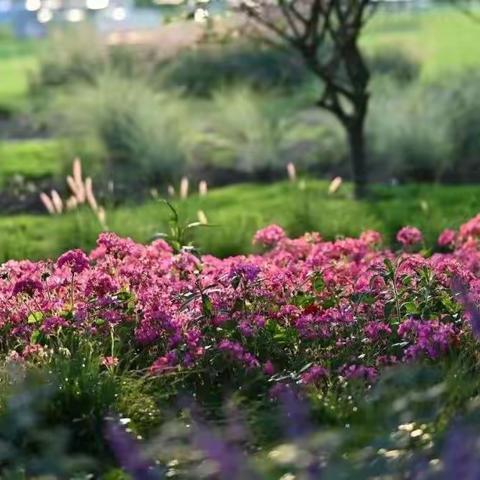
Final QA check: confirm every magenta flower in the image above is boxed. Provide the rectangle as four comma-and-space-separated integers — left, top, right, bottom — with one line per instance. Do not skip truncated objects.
396, 226, 423, 246
438, 228, 456, 248
56, 249, 90, 274
253, 224, 286, 247
300, 365, 328, 385
101, 356, 119, 368
12, 277, 43, 296
360, 230, 383, 246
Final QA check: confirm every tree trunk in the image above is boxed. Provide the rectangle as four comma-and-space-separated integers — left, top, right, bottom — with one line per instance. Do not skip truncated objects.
347, 117, 368, 199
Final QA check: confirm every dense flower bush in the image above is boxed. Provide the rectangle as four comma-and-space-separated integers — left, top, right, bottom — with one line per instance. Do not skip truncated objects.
2, 215, 480, 394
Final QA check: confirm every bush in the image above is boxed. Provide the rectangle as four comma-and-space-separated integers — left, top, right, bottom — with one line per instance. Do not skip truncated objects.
368, 48, 420, 84
3, 215, 480, 475
441, 69, 480, 181
189, 86, 346, 177
368, 78, 453, 182
49, 73, 191, 189
30, 26, 162, 101
368, 70, 480, 183
156, 41, 310, 96
31, 26, 108, 93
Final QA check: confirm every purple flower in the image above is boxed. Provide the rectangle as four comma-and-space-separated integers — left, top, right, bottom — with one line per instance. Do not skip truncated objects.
105, 419, 162, 480
300, 365, 328, 385
57, 249, 90, 274
341, 364, 377, 383
230, 262, 261, 283
12, 277, 43, 296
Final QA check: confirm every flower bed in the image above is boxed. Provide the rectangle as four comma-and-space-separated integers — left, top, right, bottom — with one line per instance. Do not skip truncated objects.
2, 216, 480, 393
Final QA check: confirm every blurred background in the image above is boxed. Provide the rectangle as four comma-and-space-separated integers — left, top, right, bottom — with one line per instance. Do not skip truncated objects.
1, 0, 480, 261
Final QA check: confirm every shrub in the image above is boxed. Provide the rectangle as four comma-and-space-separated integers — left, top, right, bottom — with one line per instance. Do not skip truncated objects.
441, 69, 480, 182
368, 70, 480, 183
368, 47, 420, 84
31, 25, 108, 93
156, 41, 310, 96
189, 86, 346, 177
368, 78, 453, 182
2, 214, 480, 392
49, 73, 191, 189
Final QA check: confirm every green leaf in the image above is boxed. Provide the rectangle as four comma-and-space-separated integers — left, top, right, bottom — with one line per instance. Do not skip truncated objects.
384, 258, 395, 277
312, 272, 325, 292
30, 329, 41, 344
27, 311, 43, 324
403, 301, 418, 315
202, 294, 214, 318
293, 292, 315, 308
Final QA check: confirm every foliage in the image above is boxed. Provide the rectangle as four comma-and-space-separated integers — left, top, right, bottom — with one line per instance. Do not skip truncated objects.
156, 41, 310, 96
49, 74, 190, 188
188, 86, 344, 175
368, 47, 420, 84
3, 213, 480, 476
30, 26, 108, 93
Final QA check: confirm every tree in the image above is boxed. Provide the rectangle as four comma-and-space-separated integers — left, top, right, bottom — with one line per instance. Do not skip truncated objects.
230, 0, 376, 198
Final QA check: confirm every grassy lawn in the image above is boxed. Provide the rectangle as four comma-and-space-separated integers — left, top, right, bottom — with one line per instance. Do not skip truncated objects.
0, 38, 38, 113
364, 7, 480, 79
0, 139, 64, 186
2, 180, 480, 262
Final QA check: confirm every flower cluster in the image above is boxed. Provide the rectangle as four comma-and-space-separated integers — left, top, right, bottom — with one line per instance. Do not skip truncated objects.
2, 216, 480, 391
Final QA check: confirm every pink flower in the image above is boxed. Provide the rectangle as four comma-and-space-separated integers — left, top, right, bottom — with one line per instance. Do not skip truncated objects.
438, 229, 456, 248
149, 352, 176, 375
12, 278, 43, 296
300, 365, 328, 385
101, 356, 119, 368
364, 321, 391, 341
459, 214, 480, 240
360, 230, 383, 246
396, 226, 423, 247
57, 249, 90, 274
253, 224, 286, 247
263, 360, 275, 376
341, 364, 377, 383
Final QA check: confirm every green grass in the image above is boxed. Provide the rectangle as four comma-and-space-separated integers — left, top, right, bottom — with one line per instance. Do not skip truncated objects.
0, 38, 38, 114
2, 180, 480, 262
0, 139, 64, 186
364, 7, 480, 79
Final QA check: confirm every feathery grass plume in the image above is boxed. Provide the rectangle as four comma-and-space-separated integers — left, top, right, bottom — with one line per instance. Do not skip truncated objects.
50, 190, 64, 214
167, 185, 175, 197
197, 210, 208, 225
198, 180, 208, 197
73, 157, 82, 186
180, 177, 189, 200
85, 177, 98, 213
96, 207, 107, 230
39, 192, 56, 215
41, 157, 108, 229
287, 162, 296, 182
328, 176, 342, 195
66, 196, 78, 211
150, 188, 159, 199
67, 175, 81, 202
71, 158, 86, 203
